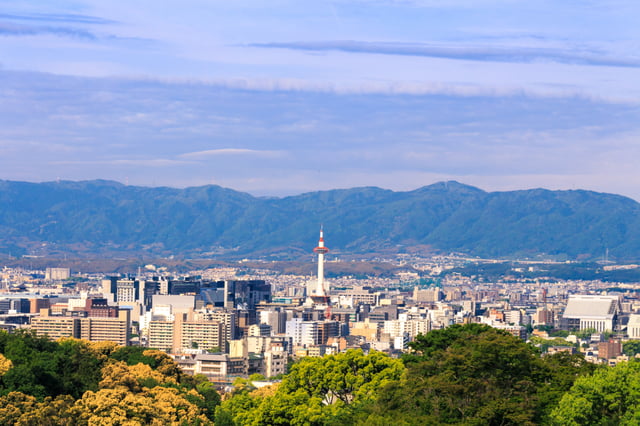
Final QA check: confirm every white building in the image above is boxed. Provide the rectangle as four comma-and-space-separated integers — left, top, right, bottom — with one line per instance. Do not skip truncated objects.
563, 295, 621, 333
628, 314, 640, 339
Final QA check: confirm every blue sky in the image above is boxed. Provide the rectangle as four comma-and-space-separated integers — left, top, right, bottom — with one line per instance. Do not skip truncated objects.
1, 1, 639, 199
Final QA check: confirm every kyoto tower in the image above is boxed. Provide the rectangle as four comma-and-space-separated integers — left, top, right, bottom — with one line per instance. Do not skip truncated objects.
310, 227, 330, 304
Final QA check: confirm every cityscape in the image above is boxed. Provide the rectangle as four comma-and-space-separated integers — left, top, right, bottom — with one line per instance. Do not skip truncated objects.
1, 0, 639, 423
2, 227, 639, 385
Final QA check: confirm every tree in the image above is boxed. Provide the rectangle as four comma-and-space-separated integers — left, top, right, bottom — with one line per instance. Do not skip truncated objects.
550, 360, 640, 425
53, 338, 103, 398
71, 387, 211, 425
369, 324, 594, 425
0, 353, 12, 376
109, 346, 159, 367
1, 331, 61, 399
0, 392, 38, 425
575, 328, 598, 340
623, 340, 640, 357
535, 351, 598, 423
216, 350, 403, 425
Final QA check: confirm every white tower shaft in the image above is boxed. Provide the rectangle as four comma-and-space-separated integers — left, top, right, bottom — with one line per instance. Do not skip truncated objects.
313, 228, 329, 297
317, 253, 325, 296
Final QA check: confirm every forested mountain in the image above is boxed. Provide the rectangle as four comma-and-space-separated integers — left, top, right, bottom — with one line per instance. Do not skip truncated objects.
1, 179, 639, 261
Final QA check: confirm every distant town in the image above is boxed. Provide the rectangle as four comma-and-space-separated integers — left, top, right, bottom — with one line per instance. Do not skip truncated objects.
2, 229, 639, 386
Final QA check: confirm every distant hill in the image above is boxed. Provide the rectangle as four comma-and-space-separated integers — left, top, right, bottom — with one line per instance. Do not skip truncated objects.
1, 179, 639, 261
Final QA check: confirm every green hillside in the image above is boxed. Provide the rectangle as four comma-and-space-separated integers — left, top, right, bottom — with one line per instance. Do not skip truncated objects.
1, 179, 639, 260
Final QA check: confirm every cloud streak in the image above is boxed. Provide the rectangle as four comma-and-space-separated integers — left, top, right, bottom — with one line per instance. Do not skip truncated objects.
0, 13, 116, 25
250, 40, 640, 68
0, 21, 99, 40
179, 148, 285, 159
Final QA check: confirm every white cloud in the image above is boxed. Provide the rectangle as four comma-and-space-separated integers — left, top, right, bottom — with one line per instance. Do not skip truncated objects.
179, 148, 285, 159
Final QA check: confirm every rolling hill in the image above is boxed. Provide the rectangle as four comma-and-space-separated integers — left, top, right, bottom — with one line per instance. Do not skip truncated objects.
1, 179, 639, 261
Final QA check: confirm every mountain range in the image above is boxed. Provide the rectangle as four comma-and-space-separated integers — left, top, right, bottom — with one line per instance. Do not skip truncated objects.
1, 179, 639, 261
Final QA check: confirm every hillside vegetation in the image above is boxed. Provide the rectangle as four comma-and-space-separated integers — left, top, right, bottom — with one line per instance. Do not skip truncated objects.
4, 325, 636, 425
1, 180, 640, 260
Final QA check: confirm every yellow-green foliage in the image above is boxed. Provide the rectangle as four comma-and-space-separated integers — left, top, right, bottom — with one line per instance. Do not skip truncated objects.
0, 331, 218, 424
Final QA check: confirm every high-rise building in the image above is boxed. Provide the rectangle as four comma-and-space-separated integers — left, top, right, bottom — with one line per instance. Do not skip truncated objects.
79, 309, 130, 346
179, 320, 225, 352
45, 268, 70, 281
116, 278, 137, 303
148, 320, 174, 351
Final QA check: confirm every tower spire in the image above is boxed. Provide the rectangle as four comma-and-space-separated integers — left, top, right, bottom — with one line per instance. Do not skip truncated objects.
312, 226, 330, 299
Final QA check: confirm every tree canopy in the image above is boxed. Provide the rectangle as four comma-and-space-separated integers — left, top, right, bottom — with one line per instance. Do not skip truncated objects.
0, 330, 219, 424
364, 324, 596, 425
215, 349, 403, 425
0, 324, 626, 425
551, 360, 640, 425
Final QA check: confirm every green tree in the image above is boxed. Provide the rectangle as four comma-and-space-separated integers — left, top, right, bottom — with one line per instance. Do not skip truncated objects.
369, 324, 594, 425
623, 340, 640, 357
109, 346, 159, 367
249, 373, 266, 381
216, 350, 403, 425
575, 328, 598, 340
195, 381, 221, 421
550, 360, 640, 425
53, 338, 103, 398
535, 351, 598, 423
0, 330, 60, 399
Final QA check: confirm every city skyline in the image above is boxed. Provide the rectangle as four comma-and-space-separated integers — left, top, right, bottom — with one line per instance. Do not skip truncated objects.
1, 1, 639, 200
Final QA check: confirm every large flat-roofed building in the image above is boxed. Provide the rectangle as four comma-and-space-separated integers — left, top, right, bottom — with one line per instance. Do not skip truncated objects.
31, 311, 80, 339
179, 320, 225, 352
31, 306, 130, 345
147, 308, 232, 353
79, 309, 130, 346
562, 295, 621, 333
45, 268, 70, 281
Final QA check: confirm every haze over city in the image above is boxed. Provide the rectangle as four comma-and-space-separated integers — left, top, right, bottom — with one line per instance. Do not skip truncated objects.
1, 1, 639, 199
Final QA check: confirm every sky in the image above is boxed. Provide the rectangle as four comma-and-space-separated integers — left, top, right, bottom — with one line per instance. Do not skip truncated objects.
1, 0, 639, 199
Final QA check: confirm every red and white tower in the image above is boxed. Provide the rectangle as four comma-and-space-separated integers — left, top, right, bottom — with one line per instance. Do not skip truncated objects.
308, 227, 331, 306
313, 227, 329, 297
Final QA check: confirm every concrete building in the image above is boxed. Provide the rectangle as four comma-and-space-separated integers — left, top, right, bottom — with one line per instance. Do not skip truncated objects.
45, 268, 70, 281
350, 319, 380, 342
286, 318, 320, 347
180, 320, 225, 352
383, 318, 431, 340
562, 295, 621, 332
116, 279, 137, 303
173, 353, 248, 382
31, 311, 79, 340
599, 339, 622, 360
413, 287, 443, 303
31, 307, 130, 345
628, 314, 640, 339
79, 309, 130, 346
148, 320, 174, 351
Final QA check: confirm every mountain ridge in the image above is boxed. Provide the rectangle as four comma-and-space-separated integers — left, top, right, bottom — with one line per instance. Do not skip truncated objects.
0, 179, 639, 261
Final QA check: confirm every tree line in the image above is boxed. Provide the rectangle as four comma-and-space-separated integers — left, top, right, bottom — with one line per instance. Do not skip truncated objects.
1, 325, 639, 424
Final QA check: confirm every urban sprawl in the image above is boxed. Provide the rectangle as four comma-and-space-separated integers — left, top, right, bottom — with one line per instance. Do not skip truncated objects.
1, 230, 637, 386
